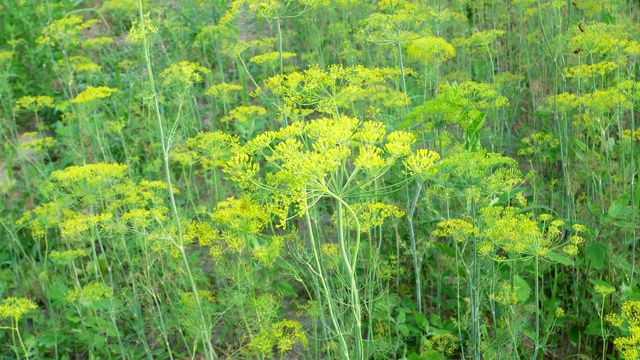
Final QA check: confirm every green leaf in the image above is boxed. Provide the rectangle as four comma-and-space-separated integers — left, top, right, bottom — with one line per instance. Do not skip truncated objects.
490, 186, 526, 207
585, 318, 603, 336
275, 281, 297, 297
407, 353, 425, 360
422, 350, 446, 360
397, 324, 410, 336
543, 251, 574, 266
413, 309, 428, 331
431, 242, 455, 257
514, 274, 531, 303
607, 193, 630, 219
584, 243, 607, 270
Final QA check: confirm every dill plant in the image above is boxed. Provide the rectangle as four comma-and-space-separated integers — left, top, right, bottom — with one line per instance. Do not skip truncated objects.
0, 297, 38, 359
2, 0, 640, 358
220, 116, 439, 359
127, 6, 219, 358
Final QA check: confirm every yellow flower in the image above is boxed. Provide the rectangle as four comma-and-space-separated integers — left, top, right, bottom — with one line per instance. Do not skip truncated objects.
159, 61, 209, 88
127, 13, 158, 43
422, 333, 459, 355
65, 282, 113, 305
407, 36, 456, 64
248, 319, 308, 356
250, 51, 296, 66
58, 56, 102, 73
404, 148, 440, 180
354, 145, 386, 173
594, 284, 615, 296
434, 219, 476, 242
82, 36, 115, 49
14, 95, 55, 112
36, 15, 98, 47
608, 301, 640, 359
0, 297, 38, 321
70, 86, 117, 104
50, 162, 127, 187
221, 105, 267, 123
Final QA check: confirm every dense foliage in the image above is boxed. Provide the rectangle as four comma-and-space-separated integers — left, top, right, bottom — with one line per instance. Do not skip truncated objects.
1, 0, 639, 359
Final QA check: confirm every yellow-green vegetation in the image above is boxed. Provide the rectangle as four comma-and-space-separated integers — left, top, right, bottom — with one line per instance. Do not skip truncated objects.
0, 0, 639, 359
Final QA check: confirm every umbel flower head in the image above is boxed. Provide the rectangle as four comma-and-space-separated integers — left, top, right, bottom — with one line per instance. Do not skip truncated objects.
606, 300, 640, 359
404, 148, 440, 180
406, 36, 456, 65
127, 12, 158, 43
36, 14, 98, 47
159, 61, 209, 88
70, 86, 117, 104
248, 319, 308, 356
65, 282, 113, 306
0, 297, 38, 321
14, 95, 55, 112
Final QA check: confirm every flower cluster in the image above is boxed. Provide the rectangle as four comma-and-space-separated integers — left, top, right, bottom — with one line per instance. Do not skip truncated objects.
0, 297, 38, 321
248, 319, 308, 356
14, 95, 55, 112
171, 131, 239, 170
606, 301, 640, 359
69, 86, 117, 104
422, 333, 459, 356
159, 61, 209, 88
127, 13, 158, 43
36, 15, 98, 47
65, 282, 113, 305
406, 36, 456, 65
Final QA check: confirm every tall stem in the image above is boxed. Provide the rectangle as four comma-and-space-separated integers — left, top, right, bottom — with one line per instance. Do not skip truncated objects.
136, 3, 217, 359
533, 255, 540, 360
334, 197, 364, 359
408, 179, 423, 314
304, 201, 350, 359
397, 40, 409, 112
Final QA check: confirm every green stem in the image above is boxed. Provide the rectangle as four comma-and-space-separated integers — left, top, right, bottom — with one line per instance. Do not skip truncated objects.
303, 199, 350, 359
408, 179, 423, 314
533, 255, 540, 360
136, 3, 217, 358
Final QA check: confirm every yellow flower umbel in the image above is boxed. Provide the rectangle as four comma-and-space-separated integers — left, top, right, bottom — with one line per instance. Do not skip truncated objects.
0, 297, 38, 359
82, 36, 115, 49
606, 301, 640, 359
69, 86, 117, 104
65, 282, 113, 306
404, 148, 440, 180
127, 12, 158, 43
262, 64, 409, 117
247, 319, 308, 357
210, 196, 270, 254
407, 36, 456, 65
13, 95, 55, 112
0, 297, 38, 321
159, 61, 209, 89
57, 55, 102, 73
345, 202, 405, 232
422, 333, 459, 356
171, 131, 239, 171
36, 15, 98, 47
49, 162, 128, 199
18, 132, 56, 153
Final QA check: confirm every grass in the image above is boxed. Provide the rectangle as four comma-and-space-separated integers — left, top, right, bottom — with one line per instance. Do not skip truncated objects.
0, 0, 639, 359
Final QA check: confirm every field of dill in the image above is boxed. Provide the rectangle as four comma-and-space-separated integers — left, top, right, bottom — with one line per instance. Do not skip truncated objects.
1, 0, 639, 359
